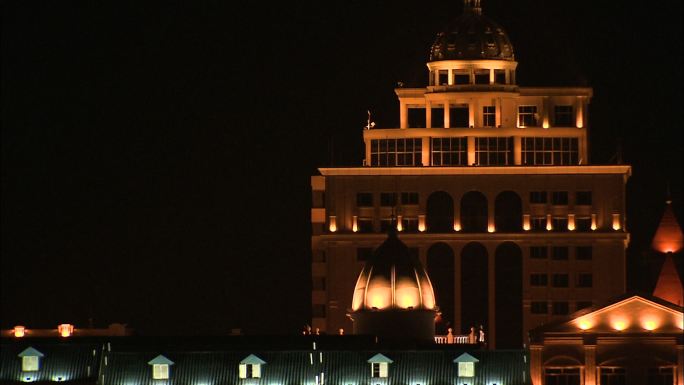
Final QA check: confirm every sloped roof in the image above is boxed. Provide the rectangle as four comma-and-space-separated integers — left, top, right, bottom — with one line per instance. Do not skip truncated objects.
653, 251, 684, 306
17, 347, 44, 357
1, 341, 101, 383
453, 352, 479, 363
147, 354, 174, 365
240, 353, 266, 365
367, 353, 393, 363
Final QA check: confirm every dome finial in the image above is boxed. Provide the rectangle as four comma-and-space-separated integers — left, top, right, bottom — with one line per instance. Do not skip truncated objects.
464, 0, 482, 15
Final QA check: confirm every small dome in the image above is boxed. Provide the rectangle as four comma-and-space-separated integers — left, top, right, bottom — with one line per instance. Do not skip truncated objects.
351, 229, 436, 311
429, 0, 514, 62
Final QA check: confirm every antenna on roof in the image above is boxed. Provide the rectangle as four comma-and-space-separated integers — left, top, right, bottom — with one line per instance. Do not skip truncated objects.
364, 110, 376, 130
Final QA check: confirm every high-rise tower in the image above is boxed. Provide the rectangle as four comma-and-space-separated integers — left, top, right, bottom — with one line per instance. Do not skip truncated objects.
310, 1, 630, 348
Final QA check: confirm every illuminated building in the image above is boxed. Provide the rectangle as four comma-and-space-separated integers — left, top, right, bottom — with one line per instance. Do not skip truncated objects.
310, 0, 630, 348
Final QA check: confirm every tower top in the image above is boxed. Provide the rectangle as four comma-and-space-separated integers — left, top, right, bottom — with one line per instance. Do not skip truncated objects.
651, 200, 683, 254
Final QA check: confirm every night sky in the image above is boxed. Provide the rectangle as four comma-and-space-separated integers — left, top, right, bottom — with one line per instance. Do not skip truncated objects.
2, 1, 682, 336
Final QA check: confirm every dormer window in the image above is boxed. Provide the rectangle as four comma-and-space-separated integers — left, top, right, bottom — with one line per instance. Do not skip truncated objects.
18, 347, 44, 372
147, 354, 174, 380
239, 354, 266, 379
368, 353, 393, 378
454, 352, 479, 378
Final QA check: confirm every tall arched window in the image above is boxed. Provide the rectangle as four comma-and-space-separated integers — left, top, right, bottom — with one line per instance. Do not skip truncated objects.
461, 242, 488, 336
427, 191, 454, 233
495, 242, 522, 349
495, 191, 522, 232
427, 242, 455, 334
461, 191, 487, 232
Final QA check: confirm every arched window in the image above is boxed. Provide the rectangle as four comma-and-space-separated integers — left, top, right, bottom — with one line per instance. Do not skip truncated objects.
428, 242, 455, 334
495, 242, 522, 349
427, 191, 454, 233
461, 242, 488, 335
495, 191, 522, 232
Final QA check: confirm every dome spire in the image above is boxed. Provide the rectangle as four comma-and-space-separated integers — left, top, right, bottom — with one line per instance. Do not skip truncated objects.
464, 0, 482, 15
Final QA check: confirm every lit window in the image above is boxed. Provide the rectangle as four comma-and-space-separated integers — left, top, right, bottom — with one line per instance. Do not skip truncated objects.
239, 354, 266, 379
371, 362, 388, 378
153, 364, 169, 379
518, 105, 538, 127
458, 361, 475, 377
22, 356, 39, 372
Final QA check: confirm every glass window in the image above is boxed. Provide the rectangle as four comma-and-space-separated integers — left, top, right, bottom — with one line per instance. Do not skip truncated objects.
552, 217, 568, 232
545, 368, 580, 385
518, 105, 538, 127
358, 218, 373, 233
370, 139, 422, 166
401, 217, 419, 232
522, 137, 579, 165
552, 274, 569, 287
552, 247, 569, 260
530, 246, 548, 259
531, 302, 548, 314
576, 246, 592, 260
371, 362, 388, 378
239, 363, 261, 379
531, 216, 546, 231
600, 367, 626, 385
380, 193, 397, 207
530, 191, 547, 204
530, 273, 548, 286
647, 367, 674, 385
153, 364, 169, 380
22, 356, 39, 372
356, 192, 373, 207
431, 137, 467, 166
483, 106, 496, 127
577, 273, 593, 288
401, 192, 419, 205
554, 105, 574, 127
576, 191, 592, 205
575, 217, 592, 232
475, 137, 513, 165
458, 362, 475, 377
552, 302, 569, 315
552, 191, 569, 205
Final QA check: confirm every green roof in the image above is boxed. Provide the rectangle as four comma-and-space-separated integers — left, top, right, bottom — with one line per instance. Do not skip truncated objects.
454, 352, 479, 363
147, 354, 174, 365
17, 347, 44, 358
367, 353, 393, 363
240, 354, 266, 365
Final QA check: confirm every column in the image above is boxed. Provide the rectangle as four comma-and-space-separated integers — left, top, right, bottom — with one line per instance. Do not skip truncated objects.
448, 69, 454, 85
496, 97, 502, 127
469, 67, 475, 84
514, 136, 522, 165
400, 101, 408, 129
422, 137, 430, 167
584, 345, 597, 385
542, 97, 550, 128
444, 103, 450, 128
676, 345, 683, 385
505, 69, 510, 84
488, 195, 496, 233
489, 68, 495, 84
469, 99, 475, 127
467, 136, 476, 165
576, 96, 585, 128
426, 101, 432, 128
530, 345, 543, 385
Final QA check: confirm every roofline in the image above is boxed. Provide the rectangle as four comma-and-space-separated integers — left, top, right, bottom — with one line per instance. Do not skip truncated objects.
318, 165, 631, 177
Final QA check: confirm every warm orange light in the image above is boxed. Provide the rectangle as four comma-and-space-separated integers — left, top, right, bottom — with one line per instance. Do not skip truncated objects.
487, 224, 495, 233
13, 326, 26, 337
329, 216, 337, 232
58, 324, 74, 337
612, 213, 621, 231
577, 319, 592, 330
567, 214, 575, 231
542, 119, 549, 129
591, 213, 597, 230
396, 215, 403, 232
641, 319, 659, 331
523, 214, 530, 231
611, 318, 628, 331
678, 318, 684, 330
418, 215, 426, 232
395, 281, 419, 309
546, 214, 553, 231
453, 221, 461, 232
352, 215, 358, 233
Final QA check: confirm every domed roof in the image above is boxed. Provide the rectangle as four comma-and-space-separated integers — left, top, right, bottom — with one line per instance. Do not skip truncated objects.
351, 229, 436, 311
429, 0, 514, 62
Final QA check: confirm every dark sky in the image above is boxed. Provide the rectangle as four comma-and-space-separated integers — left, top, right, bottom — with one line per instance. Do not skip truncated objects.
2, 1, 682, 335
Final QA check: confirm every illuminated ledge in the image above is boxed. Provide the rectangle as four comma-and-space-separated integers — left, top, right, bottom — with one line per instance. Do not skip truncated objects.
319, 165, 631, 177
316, 232, 629, 242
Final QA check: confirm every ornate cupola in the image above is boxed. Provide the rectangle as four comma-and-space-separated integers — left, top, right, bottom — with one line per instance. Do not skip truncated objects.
427, 0, 518, 89
349, 227, 438, 342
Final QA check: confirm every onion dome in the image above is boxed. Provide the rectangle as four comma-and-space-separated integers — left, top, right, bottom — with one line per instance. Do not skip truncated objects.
351, 228, 436, 312
429, 0, 514, 62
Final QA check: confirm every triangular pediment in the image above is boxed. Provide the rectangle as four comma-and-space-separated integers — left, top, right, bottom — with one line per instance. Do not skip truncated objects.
548, 295, 683, 333
367, 353, 393, 363
240, 354, 266, 365
18, 347, 44, 358
148, 354, 174, 365
453, 352, 479, 363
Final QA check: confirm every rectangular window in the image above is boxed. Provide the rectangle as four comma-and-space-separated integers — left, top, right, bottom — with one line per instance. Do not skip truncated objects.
380, 217, 394, 232
357, 247, 374, 261
530, 191, 547, 204
494, 69, 506, 84
431, 107, 445, 128
483, 106, 496, 127
531, 301, 548, 314
576, 301, 592, 311
518, 105, 538, 127
552, 247, 569, 260
552, 191, 569, 205
458, 361, 475, 377
357, 218, 374, 233
647, 367, 674, 385
577, 273, 593, 288
554, 105, 574, 127
438, 70, 448, 85
531, 217, 546, 231
475, 137, 513, 165
449, 106, 469, 127
521, 137, 579, 165
312, 304, 326, 318
530, 273, 548, 287
239, 364, 261, 379
576, 191, 592, 205
530, 246, 548, 259
371, 362, 388, 378
153, 364, 169, 380
401, 217, 419, 232
22, 356, 39, 372
552, 302, 569, 315
380, 192, 397, 207
545, 368, 580, 385
408, 107, 426, 128
474, 69, 489, 85
431, 137, 467, 166
575, 217, 592, 232
552, 217, 568, 232
601, 367, 626, 385
401, 192, 419, 205
454, 72, 470, 84
370, 139, 422, 166
552, 274, 569, 287
356, 192, 373, 207
576, 246, 593, 260
312, 277, 326, 290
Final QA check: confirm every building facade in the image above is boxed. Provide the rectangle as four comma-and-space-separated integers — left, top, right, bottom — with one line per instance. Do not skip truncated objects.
310, 0, 631, 348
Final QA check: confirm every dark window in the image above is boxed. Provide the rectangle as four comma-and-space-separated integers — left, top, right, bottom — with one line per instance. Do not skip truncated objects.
312, 251, 326, 262
552, 274, 569, 287
431, 137, 467, 166
530, 273, 548, 287
357, 192, 373, 207
449, 106, 469, 128
575, 217, 592, 232
530, 191, 547, 204
576, 301, 592, 311
531, 302, 548, 314
312, 277, 326, 290
357, 247, 374, 261
576, 191, 592, 205
577, 273, 593, 288
576, 246, 593, 260
647, 367, 674, 385
494, 69, 506, 84
454, 73, 470, 84
521, 137, 579, 165
552, 191, 569, 205
552, 247, 569, 260
431, 107, 445, 128
370, 139, 422, 166
545, 368, 580, 385
474, 70, 489, 84
554, 105, 574, 127
358, 218, 373, 233
552, 217, 568, 232
475, 137, 513, 165
401, 192, 419, 205
408, 107, 426, 128
438, 70, 448, 85
380, 192, 397, 207
518, 105, 538, 127
312, 304, 326, 317
380, 217, 394, 232
401, 217, 419, 232
531, 216, 547, 231
483, 106, 496, 127
552, 302, 569, 315
601, 368, 626, 385
530, 246, 548, 259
